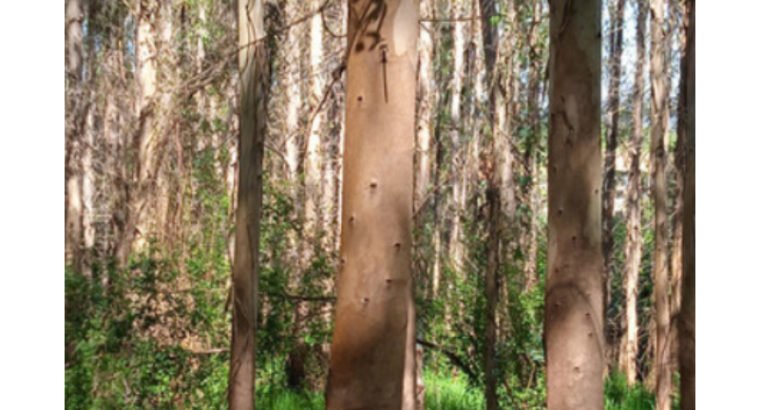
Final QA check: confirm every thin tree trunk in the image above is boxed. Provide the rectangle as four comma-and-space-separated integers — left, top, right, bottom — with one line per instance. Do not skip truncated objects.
650, 0, 672, 407
409, 0, 436, 407
228, 1, 268, 408
65, 0, 85, 271
522, 0, 545, 291
545, 1, 604, 409
283, 0, 306, 390
448, 0, 466, 271
668, 0, 684, 373
602, 0, 625, 370
305, 0, 324, 260
402, 291, 417, 410
678, 1, 695, 408
116, 0, 160, 266
415, 0, 435, 214
619, 0, 647, 386
326, 0, 419, 407
82, 105, 95, 277
478, 0, 505, 407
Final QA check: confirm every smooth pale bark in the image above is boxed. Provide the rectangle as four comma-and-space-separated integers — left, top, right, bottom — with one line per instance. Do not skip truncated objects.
134, 0, 158, 245
154, 0, 175, 243
116, 0, 159, 266
228, 1, 267, 408
415, 0, 434, 214
650, 0, 672, 407
619, 0, 647, 385
416, 0, 436, 301
602, 0, 625, 369
326, 0, 419, 407
678, 1, 694, 408
317, 0, 337, 255
545, 1, 604, 409
306, 5, 327, 250
82, 106, 95, 277
448, 0, 466, 270
65, 0, 84, 269
284, 1, 301, 183
282, 1, 307, 389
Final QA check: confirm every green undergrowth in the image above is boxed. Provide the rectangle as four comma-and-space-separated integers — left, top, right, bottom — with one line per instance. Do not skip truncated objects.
604, 370, 656, 410
424, 371, 485, 409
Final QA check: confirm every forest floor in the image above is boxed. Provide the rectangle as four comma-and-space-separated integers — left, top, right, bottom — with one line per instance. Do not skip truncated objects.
256, 370, 658, 410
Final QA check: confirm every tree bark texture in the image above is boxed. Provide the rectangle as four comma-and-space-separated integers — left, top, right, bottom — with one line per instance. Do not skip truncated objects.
478, 0, 507, 407
602, 0, 625, 369
650, 0, 672, 407
228, 1, 268, 408
65, 0, 85, 270
619, 0, 647, 386
326, 1, 419, 408
678, 1, 695, 408
545, 1, 604, 409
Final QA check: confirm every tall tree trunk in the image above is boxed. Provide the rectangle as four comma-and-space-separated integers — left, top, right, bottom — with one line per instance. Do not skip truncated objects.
678, 1, 695, 408
415, 0, 434, 215
409, 0, 436, 407
448, 0, 466, 271
326, 0, 419, 407
402, 293, 418, 410
619, 0, 647, 386
650, 0, 672, 407
229, 1, 268, 408
282, 0, 306, 390
116, 0, 160, 266
522, 0, 545, 291
545, 1, 604, 409
602, 0, 625, 370
668, 0, 684, 373
478, 0, 506, 407
304, 0, 323, 260
82, 104, 95, 277
65, 0, 85, 271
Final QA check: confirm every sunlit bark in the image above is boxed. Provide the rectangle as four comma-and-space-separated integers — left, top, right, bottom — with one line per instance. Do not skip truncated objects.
545, 1, 604, 408
326, 0, 419, 407
650, 0, 672, 407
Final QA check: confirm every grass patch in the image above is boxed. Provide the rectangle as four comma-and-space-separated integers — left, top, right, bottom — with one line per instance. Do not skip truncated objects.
424, 371, 485, 410
604, 370, 656, 410
257, 388, 324, 410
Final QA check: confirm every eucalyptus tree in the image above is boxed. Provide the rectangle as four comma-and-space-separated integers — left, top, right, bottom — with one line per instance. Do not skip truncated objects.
326, 0, 419, 407
545, 0, 604, 408
229, 0, 269, 408
619, 0, 648, 386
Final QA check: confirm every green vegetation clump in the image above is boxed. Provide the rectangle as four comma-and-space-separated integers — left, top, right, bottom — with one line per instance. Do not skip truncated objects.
604, 370, 656, 410
424, 371, 485, 410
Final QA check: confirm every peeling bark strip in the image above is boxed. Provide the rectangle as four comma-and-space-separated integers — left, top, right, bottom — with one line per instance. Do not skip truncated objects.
229, 1, 268, 409
545, 0, 604, 409
326, 1, 419, 408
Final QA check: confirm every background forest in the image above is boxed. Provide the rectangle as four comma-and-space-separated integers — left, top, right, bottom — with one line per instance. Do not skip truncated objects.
64, 0, 693, 408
